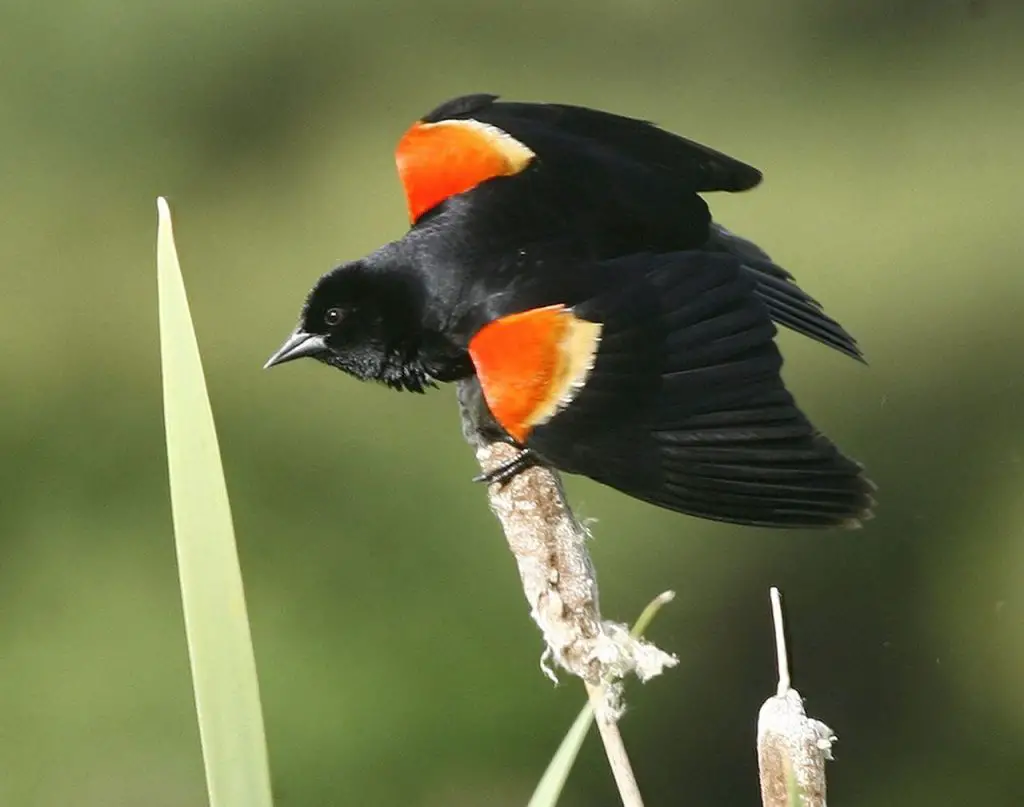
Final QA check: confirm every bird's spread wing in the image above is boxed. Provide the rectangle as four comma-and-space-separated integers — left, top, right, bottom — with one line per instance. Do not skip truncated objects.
478, 98, 763, 193
395, 93, 761, 225
467, 251, 874, 528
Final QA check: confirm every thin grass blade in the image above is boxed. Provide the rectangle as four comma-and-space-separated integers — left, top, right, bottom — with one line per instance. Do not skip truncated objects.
157, 197, 274, 807
528, 702, 596, 807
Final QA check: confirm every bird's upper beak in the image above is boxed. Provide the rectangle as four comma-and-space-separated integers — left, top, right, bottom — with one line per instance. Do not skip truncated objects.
264, 329, 328, 369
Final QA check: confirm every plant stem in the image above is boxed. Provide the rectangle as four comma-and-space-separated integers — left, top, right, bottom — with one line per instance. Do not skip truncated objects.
585, 682, 645, 807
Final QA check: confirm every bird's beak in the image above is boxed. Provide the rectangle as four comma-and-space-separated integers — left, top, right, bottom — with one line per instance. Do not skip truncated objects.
264, 329, 328, 369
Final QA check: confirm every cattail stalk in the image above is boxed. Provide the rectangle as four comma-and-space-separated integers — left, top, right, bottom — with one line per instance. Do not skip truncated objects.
757, 588, 836, 807
459, 383, 677, 806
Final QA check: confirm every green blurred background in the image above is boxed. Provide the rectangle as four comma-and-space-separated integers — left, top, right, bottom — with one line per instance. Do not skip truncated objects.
2, 0, 1023, 804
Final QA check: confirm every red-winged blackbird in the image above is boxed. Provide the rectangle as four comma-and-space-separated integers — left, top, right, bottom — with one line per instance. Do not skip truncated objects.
266, 94, 874, 528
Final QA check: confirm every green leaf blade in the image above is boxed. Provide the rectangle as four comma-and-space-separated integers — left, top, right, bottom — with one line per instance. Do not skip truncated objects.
157, 197, 274, 807
528, 702, 596, 807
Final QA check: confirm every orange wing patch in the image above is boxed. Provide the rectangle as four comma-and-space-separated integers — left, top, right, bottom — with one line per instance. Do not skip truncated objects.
469, 305, 603, 443
396, 118, 535, 223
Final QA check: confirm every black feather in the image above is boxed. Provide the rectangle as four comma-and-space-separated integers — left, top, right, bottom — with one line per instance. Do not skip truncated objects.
421, 93, 498, 123
706, 224, 865, 362
524, 252, 874, 528
420, 93, 762, 194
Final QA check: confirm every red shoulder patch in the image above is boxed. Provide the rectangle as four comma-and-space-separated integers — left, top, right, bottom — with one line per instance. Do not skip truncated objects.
395, 118, 535, 223
468, 305, 602, 443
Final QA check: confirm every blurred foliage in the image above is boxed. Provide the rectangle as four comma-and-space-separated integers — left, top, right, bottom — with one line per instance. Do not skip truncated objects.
1, 0, 1023, 805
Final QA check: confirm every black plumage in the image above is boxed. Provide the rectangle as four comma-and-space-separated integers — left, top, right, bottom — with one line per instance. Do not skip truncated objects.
266, 94, 874, 528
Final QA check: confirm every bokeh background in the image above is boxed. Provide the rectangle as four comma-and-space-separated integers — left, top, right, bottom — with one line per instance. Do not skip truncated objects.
3, 0, 1024, 804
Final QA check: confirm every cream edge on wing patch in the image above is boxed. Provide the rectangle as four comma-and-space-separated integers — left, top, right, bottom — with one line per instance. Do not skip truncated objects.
421, 118, 536, 172
526, 310, 603, 430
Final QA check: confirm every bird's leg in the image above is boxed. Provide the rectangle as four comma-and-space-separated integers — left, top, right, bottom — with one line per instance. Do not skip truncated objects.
472, 448, 539, 486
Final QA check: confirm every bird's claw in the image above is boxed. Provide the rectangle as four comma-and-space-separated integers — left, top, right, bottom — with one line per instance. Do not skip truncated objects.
472, 448, 538, 486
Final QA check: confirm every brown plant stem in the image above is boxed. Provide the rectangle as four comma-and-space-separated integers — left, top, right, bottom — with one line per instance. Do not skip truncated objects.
458, 382, 676, 806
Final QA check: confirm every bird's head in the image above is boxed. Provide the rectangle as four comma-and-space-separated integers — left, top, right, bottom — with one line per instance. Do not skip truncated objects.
264, 259, 435, 392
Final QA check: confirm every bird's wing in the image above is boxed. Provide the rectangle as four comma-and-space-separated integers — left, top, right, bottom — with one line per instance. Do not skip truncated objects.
708, 224, 865, 362
466, 251, 874, 528
394, 93, 761, 225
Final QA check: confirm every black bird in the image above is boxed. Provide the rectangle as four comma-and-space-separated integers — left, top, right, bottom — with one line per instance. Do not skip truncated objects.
266, 94, 874, 529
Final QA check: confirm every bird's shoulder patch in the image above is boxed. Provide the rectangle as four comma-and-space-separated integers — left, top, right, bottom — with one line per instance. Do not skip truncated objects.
395, 117, 535, 223
468, 305, 602, 443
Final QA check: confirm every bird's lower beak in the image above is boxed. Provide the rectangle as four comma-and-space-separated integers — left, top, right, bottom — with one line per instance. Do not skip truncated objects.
264, 329, 328, 369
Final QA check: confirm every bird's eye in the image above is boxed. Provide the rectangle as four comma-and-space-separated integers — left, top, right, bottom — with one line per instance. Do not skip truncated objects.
324, 308, 342, 326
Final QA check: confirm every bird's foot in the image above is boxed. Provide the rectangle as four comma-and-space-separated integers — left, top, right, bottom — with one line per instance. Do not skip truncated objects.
472, 448, 538, 486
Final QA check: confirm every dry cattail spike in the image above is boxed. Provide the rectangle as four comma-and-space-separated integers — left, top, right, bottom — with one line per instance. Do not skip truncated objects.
757, 587, 836, 807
